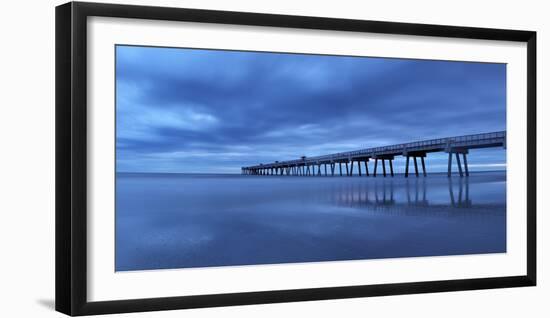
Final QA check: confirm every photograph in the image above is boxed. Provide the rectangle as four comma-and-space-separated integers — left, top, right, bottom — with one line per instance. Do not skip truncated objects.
115, 45, 507, 271
0, 0, 542, 317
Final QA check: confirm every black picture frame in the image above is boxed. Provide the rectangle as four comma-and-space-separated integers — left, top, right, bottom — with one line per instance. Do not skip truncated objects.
55, 1, 537, 316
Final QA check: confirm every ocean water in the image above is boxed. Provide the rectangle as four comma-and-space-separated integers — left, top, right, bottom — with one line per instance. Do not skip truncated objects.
115, 171, 506, 271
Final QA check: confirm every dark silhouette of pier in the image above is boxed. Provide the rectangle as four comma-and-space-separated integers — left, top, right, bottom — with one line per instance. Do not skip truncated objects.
242, 131, 505, 178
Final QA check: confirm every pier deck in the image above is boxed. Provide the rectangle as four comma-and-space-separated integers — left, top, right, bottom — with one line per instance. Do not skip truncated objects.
241, 131, 506, 178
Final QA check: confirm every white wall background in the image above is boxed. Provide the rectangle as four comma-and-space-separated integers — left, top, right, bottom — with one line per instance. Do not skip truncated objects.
0, 0, 547, 316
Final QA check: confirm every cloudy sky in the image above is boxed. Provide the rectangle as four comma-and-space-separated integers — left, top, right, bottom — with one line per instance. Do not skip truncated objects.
116, 45, 506, 174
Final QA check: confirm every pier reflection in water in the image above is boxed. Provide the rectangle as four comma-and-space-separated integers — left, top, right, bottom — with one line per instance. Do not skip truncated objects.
331, 177, 477, 210
116, 171, 506, 271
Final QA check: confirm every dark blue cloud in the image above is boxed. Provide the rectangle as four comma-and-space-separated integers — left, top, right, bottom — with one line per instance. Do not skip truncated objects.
116, 45, 506, 173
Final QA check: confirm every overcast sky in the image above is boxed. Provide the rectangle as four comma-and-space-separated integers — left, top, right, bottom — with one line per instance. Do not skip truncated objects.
116, 45, 506, 173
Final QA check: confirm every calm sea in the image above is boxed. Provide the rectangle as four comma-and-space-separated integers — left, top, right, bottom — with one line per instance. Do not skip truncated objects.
115, 171, 506, 271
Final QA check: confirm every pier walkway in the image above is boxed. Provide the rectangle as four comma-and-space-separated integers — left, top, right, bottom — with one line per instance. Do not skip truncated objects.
241, 131, 506, 178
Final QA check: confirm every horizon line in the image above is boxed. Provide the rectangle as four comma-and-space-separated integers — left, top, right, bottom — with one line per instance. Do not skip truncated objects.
116, 169, 506, 175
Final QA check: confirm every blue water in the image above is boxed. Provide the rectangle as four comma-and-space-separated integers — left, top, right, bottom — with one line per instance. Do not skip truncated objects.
115, 171, 506, 271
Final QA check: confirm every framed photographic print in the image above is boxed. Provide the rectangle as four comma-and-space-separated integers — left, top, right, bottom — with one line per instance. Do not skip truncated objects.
55, 1, 536, 316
